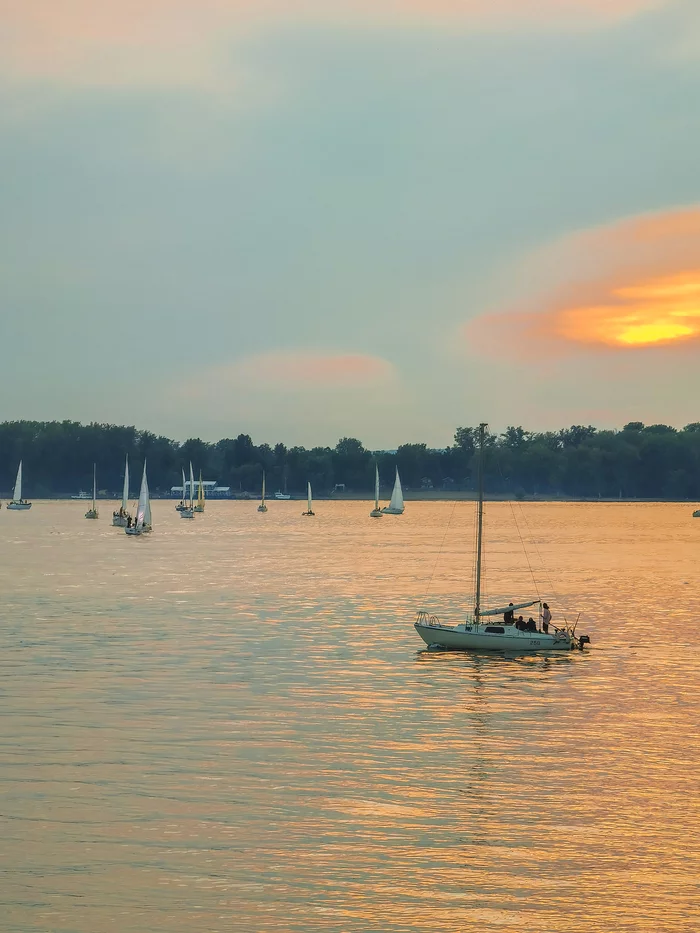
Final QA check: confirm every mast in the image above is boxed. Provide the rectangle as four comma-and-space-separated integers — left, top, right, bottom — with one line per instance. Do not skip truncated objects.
122, 455, 129, 511
474, 422, 487, 623
92, 463, 96, 511
261, 471, 266, 505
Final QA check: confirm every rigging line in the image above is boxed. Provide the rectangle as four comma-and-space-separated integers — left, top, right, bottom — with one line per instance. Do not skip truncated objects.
493, 452, 541, 602
423, 498, 459, 602
513, 499, 564, 608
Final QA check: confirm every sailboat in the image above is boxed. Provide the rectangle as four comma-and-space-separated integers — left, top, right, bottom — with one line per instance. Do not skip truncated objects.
275, 471, 291, 499
179, 466, 194, 519
302, 481, 315, 516
370, 464, 383, 518
125, 461, 153, 535
258, 471, 268, 512
382, 467, 405, 514
194, 470, 205, 512
414, 423, 590, 653
84, 464, 99, 519
112, 455, 131, 526
7, 461, 32, 510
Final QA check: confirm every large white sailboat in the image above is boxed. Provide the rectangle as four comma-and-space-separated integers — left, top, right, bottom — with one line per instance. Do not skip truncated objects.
414, 423, 590, 653
113, 455, 131, 526
194, 471, 205, 512
125, 462, 153, 535
180, 464, 195, 519
258, 471, 268, 512
382, 467, 405, 514
302, 481, 315, 516
370, 464, 382, 518
84, 464, 99, 519
7, 461, 32, 510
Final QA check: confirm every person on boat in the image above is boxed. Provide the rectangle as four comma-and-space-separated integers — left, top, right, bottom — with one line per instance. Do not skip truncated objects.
516, 615, 525, 630
541, 603, 552, 634
503, 603, 515, 624
126, 515, 132, 527
526, 617, 537, 632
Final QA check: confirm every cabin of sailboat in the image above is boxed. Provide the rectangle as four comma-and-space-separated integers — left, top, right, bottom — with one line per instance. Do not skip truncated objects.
258, 471, 268, 512
113, 455, 131, 526
125, 462, 153, 535
7, 461, 32, 510
370, 464, 382, 517
85, 464, 99, 519
382, 468, 404, 514
413, 423, 590, 653
302, 481, 315, 516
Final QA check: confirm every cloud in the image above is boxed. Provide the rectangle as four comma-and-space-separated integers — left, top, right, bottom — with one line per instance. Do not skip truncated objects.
1, 0, 666, 89
466, 206, 700, 356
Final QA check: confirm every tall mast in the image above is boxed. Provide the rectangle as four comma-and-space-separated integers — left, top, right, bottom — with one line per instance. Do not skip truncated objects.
92, 463, 96, 511
474, 423, 487, 623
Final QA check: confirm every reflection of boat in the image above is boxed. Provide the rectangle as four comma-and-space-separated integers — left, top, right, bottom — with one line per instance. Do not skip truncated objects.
258, 472, 268, 512
194, 470, 205, 512
84, 464, 99, 519
370, 464, 382, 518
302, 481, 315, 516
125, 461, 152, 535
414, 423, 590, 653
7, 461, 32, 510
112, 455, 131, 526
179, 464, 195, 519
382, 468, 404, 514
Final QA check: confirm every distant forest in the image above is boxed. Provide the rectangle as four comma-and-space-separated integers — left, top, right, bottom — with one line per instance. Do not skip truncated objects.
1, 419, 700, 499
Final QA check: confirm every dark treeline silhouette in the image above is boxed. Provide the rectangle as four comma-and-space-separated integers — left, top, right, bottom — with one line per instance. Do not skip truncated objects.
1, 419, 700, 499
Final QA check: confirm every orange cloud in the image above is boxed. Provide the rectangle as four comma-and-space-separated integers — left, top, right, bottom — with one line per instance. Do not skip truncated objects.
1, 0, 666, 88
467, 206, 700, 356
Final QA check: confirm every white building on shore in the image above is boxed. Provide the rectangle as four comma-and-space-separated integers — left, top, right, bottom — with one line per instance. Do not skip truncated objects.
170, 480, 231, 499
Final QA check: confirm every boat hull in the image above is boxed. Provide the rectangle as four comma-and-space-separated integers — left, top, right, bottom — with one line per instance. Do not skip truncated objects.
125, 524, 152, 536
414, 621, 573, 652
7, 502, 32, 510
370, 509, 383, 518
112, 514, 128, 526
194, 506, 204, 513
693, 510, 700, 517
84, 510, 99, 520
382, 507, 404, 514
180, 509, 194, 519
257, 505, 267, 512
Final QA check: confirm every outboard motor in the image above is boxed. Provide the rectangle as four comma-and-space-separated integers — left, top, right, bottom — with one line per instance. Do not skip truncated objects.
578, 634, 590, 650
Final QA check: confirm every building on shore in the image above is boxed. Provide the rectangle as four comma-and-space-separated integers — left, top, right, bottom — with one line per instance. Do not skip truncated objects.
170, 480, 231, 499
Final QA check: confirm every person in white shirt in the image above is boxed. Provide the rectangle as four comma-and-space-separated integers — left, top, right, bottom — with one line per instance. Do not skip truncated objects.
541, 603, 552, 634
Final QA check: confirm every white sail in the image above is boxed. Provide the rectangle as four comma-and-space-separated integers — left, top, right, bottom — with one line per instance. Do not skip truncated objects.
92, 464, 97, 510
181, 468, 187, 502
189, 462, 195, 508
136, 461, 150, 528
121, 456, 129, 511
307, 481, 312, 511
13, 461, 22, 501
382, 468, 404, 513
262, 472, 266, 504
374, 465, 380, 510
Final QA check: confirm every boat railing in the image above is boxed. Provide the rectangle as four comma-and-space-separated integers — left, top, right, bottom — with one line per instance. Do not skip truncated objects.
416, 610, 441, 627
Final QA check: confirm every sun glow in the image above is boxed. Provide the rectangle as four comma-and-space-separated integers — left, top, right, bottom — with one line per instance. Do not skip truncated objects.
554, 273, 700, 347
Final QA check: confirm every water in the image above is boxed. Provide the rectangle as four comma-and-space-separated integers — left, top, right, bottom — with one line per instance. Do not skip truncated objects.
1, 500, 698, 932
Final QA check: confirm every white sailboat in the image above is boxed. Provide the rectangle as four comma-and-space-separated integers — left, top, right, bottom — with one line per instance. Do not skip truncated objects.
382, 467, 404, 514
125, 461, 152, 535
179, 466, 194, 519
258, 471, 268, 512
302, 481, 315, 516
414, 423, 590, 653
84, 464, 99, 519
693, 508, 700, 517
112, 455, 131, 526
370, 464, 383, 518
7, 461, 32, 510
194, 470, 205, 512
275, 472, 291, 499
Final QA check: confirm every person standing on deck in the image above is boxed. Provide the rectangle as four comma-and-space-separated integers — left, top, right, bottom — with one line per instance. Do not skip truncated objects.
541, 603, 552, 634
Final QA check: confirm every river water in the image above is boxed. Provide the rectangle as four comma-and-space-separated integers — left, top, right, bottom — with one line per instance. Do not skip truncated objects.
1, 500, 698, 932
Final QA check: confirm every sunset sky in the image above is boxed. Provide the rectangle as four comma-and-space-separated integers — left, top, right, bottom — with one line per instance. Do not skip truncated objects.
3, 0, 700, 447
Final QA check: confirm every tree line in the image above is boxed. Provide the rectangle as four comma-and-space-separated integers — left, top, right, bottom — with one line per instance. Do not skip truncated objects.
1, 419, 699, 499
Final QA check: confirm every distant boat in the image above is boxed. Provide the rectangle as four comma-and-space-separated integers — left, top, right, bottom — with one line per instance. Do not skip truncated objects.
370, 464, 382, 518
112, 455, 131, 526
179, 466, 194, 519
71, 491, 92, 500
7, 461, 32, 510
84, 464, 99, 519
414, 423, 590, 653
693, 508, 700, 517
194, 470, 205, 512
275, 474, 291, 499
125, 461, 152, 535
302, 481, 315, 516
258, 471, 268, 512
382, 468, 404, 514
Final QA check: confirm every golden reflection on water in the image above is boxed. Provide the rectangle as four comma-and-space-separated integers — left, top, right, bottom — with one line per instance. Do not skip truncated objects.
1, 500, 699, 932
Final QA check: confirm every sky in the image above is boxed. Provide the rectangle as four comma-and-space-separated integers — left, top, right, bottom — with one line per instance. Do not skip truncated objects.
2, 0, 700, 448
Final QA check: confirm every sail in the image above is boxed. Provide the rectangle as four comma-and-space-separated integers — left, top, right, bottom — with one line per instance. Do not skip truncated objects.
181, 468, 186, 502
197, 471, 204, 508
92, 464, 97, 510
388, 468, 404, 511
307, 481, 312, 511
121, 456, 129, 511
13, 461, 22, 501
136, 462, 149, 527
374, 465, 380, 509
480, 599, 539, 618
261, 471, 266, 504
189, 462, 195, 508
